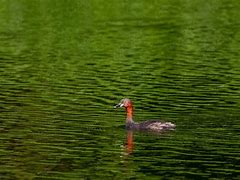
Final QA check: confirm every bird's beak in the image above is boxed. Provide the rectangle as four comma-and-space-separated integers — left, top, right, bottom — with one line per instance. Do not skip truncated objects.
114, 103, 124, 108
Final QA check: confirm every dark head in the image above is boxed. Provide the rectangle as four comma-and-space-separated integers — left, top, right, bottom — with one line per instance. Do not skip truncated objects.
114, 98, 133, 109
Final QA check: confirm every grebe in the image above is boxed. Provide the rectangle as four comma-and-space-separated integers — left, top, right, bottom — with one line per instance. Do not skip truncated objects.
114, 98, 175, 131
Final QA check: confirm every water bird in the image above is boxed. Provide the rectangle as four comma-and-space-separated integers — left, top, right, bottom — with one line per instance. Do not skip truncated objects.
114, 98, 175, 132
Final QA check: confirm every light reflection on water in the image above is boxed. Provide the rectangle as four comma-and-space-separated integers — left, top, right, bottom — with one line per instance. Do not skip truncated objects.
1, 0, 240, 179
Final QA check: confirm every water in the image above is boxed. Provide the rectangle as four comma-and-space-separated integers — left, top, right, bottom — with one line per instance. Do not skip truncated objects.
1, 0, 240, 179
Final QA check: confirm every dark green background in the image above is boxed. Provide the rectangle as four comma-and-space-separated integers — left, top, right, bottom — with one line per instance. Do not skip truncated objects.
0, 0, 240, 179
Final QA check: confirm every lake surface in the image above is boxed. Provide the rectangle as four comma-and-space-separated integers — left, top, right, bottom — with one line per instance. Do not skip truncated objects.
1, 0, 240, 179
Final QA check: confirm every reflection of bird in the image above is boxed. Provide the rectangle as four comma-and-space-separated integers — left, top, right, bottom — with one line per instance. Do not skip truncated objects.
125, 131, 134, 154
114, 98, 175, 132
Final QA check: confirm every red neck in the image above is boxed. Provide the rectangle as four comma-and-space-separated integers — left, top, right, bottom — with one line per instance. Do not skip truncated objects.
125, 106, 133, 122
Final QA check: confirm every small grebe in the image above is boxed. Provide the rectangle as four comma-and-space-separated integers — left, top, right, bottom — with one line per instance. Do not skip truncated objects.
114, 98, 175, 131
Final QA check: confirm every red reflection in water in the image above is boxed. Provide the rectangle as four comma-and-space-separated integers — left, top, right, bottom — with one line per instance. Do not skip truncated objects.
125, 131, 134, 154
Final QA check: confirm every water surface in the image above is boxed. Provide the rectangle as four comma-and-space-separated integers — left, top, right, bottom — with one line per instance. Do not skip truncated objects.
0, 0, 240, 179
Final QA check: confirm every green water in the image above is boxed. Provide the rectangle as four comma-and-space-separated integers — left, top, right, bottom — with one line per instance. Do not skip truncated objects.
1, 0, 240, 179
